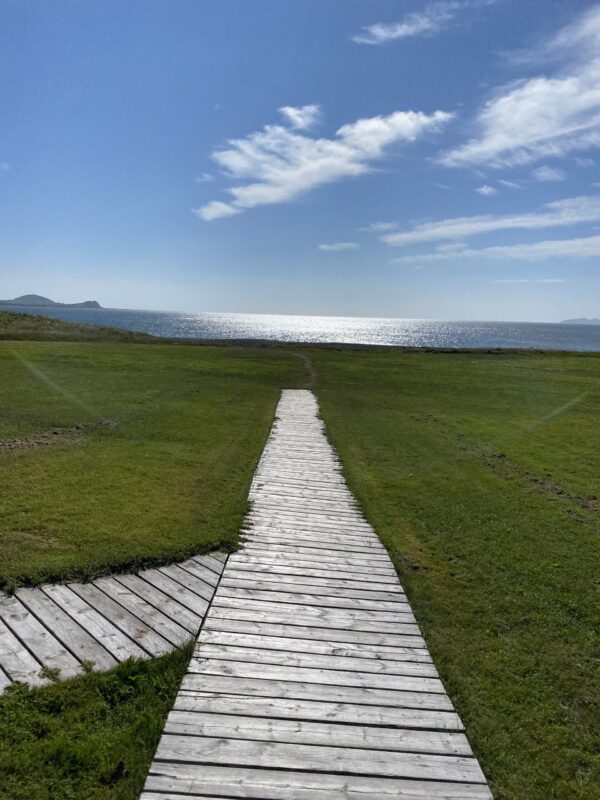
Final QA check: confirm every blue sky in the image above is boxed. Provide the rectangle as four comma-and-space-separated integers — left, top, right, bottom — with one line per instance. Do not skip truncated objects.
1, 0, 599, 320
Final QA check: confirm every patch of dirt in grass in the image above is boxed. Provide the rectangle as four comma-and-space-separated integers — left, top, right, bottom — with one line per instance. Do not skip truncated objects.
483, 450, 600, 516
0, 419, 118, 454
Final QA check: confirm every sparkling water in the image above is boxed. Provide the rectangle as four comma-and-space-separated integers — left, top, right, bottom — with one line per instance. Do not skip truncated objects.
3, 305, 600, 351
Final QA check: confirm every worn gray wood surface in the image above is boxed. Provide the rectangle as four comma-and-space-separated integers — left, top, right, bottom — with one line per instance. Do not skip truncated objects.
144, 389, 492, 798
0, 553, 226, 688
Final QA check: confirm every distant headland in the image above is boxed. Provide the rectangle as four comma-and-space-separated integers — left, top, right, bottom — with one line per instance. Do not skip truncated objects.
561, 318, 600, 326
0, 294, 102, 309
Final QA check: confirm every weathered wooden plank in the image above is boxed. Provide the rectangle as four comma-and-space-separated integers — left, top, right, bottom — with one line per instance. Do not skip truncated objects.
0, 594, 81, 679
243, 533, 387, 556
181, 673, 453, 712
94, 577, 190, 647
244, 528, 381, 549
198, 629, 431, 661
0, 616, 45, 685
212, 596, 417, 624
248, 504, 371, 519
221, 571, 404, 596
224, 560, 399, 584
244, 523, 383, 544
211, 598, 421, 634
217, 585, 408, 611
188, 657, 444, 694
173, 691, 463, 731
241, 540, 389, 560
155, 735, 486, 784
252, 478, 354, 490
159, 565, 215, 602
43, 584, 145, 662
114, 573, 202, 635
69, 582, 172, 658
144, 763, 492, 798
178, 559, 221, 588
248, 509, 376, 529
163, 710, 470, 755
227, 558, 397, 580
138, 569, 209, 617
234, 540, 393, 562
246, 515, 374, 533
254, 472, 347, 486
250, 494, 364, 510
204, 616, 425, 646
194, 642, 437, 676
16, 587, 117, 672
204, 552, 228, 565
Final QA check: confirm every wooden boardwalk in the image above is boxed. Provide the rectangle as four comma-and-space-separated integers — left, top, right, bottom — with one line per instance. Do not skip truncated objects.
143, 389, 492, 799
0, 553, 226, 689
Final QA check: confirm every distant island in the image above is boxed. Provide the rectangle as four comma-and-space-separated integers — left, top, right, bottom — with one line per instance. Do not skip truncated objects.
561, 318, 600, 326
0, 294, 102, 309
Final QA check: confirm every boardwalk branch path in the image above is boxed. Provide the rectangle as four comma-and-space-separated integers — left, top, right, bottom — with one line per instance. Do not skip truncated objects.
0, 554, 227, 689
143, 390, 492, 799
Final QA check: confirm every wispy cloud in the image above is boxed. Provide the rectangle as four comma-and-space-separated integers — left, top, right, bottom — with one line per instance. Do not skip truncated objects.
492, 278, 566, 283
359, 221, 398, 232
195, 173, 215, 184
437, 242, 468, 252
382, 194, 600, 246
439, 6, 600, 168
318, 242, 359, 251
574, 156, 594, 167
195, 107, 453, 221
475, 184, 497, 195
279, 104, 320, 130
498, 178, 522, 189
351, 1, 495, 45
198, 200, 241, 222
532, 165, 567, 182
352, 2, 460, 45
391, 234, 600, 262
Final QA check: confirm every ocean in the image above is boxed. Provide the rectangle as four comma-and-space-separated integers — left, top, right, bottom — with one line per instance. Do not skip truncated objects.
2, 305, 600, 351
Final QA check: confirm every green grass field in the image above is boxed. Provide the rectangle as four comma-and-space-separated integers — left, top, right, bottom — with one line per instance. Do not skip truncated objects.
0, 313, 599, 799
0, 339, 304, 587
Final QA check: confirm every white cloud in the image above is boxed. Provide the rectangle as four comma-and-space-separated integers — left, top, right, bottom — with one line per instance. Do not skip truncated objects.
195, 173, 215, 184
352, 2, 460, 45
382, 194, 600, 247
196, 107, 453, 220
391, 234, 600, 263
318, 242, 360, 251
279, 104, 320, 130
532, 165, 567, 182
498, 179, 522, 189
439, 7, 600, 168
194, 200, 240, 222
574, 156, 594, 167
475, 184, 497, 195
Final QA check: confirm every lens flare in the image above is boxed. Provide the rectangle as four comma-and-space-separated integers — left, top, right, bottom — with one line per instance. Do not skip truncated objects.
8, 349, 101, 420
526, 393, 587, 432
